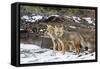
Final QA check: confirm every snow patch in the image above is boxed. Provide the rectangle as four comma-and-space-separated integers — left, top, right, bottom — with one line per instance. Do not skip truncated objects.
21, 15, 29, 20
31, 15, 43, 21
21, 15, 43, 23
83, 17, 95, 25
72, 16, 81, 23
20, 29, 24, 31
20, 43, 95, 64
21, 43, 40, 49
69, 26, 76, 29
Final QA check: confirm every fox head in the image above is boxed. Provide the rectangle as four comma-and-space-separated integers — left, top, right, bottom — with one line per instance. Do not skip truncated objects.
46, 24, 64, 38
54, 24, 64, 37
46, 25, 55, 34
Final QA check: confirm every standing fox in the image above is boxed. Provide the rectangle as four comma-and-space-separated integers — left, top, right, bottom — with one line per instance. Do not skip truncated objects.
47, 25, 64, 52
54, 24, 86, 54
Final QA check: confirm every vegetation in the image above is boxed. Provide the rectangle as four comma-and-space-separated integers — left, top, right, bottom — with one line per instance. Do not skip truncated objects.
20, 5, 95, 17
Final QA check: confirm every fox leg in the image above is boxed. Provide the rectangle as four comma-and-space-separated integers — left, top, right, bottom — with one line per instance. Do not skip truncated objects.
68, 40, 75, 52
58, 38, 65, 54
47, 32, 56, 55
74, 42, 80, 55
50, 38, 56, 55
64, 42, 69, 52
57, 41, 61, 51
76, 43, 80, 55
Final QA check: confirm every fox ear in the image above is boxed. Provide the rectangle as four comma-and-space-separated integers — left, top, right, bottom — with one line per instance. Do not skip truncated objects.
47, 24, 51, 28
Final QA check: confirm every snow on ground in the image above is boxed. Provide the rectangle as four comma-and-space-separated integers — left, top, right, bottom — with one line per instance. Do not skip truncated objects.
83, 17, 95, 25
21, 15, 95, 26
69, 26, 76, 29
21, 15, 29, 20
31, 15, 43, 21
20, 43, 95, 64
72, 16, 81, 23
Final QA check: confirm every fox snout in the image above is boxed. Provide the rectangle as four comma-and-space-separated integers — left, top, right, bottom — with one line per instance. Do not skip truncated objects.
55, 32, 61, 37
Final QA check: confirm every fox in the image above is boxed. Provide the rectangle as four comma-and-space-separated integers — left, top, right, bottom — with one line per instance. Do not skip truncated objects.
46, 24, 86, 54
46, 24, 64, 53
46, 25, 57, 54
54, 25, 84, 54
